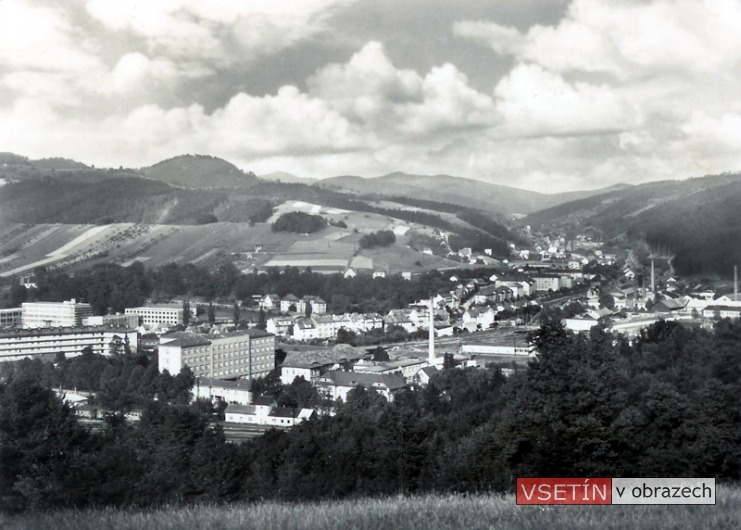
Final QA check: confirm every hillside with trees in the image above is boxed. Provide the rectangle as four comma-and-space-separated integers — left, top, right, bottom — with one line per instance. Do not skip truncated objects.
524, 172, 741, 276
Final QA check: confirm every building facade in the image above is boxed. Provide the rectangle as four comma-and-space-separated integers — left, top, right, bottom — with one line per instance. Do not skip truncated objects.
22, 299, 93, 329
192, 377, 253, 405
125, 304, 184, 327
158, 329, 275, 379
0, 326, 138, 362
0, 308, 22, 329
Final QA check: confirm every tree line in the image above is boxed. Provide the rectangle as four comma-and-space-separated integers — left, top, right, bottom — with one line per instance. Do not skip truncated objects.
2, 318, 740, 513
4, 262, 492, 316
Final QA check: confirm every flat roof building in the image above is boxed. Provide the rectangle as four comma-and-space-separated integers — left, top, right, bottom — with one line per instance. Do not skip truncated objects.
125, 304, 184, 327
0, 326, 138, 363
22, 299, 93, 329
158, 329, 275, 380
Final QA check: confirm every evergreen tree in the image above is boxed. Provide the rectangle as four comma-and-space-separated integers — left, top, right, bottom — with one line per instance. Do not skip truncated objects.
207, 302, 215, 326
233, 301, 240, 326
257, 308, 267, 330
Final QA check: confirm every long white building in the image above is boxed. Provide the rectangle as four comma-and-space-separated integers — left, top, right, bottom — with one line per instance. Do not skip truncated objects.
0, 326, 138, 362
22, 299, 93, 329
125, 304, 184, 327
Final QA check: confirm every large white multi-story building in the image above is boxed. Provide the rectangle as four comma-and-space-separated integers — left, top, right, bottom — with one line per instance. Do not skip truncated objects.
125, 304, 184, 327
22, 299, 93, 329
158, 329, 275, 380
0, 326, 138, 363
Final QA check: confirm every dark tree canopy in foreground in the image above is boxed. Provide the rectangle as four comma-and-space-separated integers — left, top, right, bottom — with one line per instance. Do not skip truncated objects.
2, 319, 740, 513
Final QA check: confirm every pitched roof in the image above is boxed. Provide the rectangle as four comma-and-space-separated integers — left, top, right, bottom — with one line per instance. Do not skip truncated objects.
162, 334, 211, 348
225, 404, 256, 415
272, 406, 300, 418
253, 396, 276, 407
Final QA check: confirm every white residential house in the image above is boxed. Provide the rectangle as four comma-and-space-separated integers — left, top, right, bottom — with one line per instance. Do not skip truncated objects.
266, 316, 294, 337
462, 307, 497, 330
385, 310, 418, 333
224, 397, 315, 427
299, 296, 327, 315
260, 294, 281, 311
316, 371, 407, 402
192, 377, 252, 405
280, 294, 300, 313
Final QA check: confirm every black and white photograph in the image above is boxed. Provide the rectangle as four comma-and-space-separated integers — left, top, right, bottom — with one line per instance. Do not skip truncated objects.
1, 0, 740, 528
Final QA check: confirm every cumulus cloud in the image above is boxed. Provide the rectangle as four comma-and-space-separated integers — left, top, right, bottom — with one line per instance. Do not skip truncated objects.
2, 0, 741, 191
452, 20, 525, 56
309, 42, 496, 137
85, 0, 356, 66
493, 63, 639, 136
457, 0, 741, 78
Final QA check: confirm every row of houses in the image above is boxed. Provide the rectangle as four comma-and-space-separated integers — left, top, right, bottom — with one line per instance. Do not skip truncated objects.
259, 294, 327, 314
267, 313, 385, 340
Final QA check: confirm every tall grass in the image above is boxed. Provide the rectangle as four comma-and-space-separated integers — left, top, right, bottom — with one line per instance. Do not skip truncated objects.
4, 486, 741, 530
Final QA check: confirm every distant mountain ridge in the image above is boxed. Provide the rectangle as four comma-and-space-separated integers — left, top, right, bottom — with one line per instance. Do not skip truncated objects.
258, 171, 317, 185
318, 172, 629, 215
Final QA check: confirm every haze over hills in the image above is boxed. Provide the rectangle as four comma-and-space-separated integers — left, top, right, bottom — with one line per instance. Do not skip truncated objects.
318, 172, 630, 216
258, 171, 317, 186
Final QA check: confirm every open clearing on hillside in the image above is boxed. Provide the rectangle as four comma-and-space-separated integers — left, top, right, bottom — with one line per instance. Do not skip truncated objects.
5, 487, 740, 530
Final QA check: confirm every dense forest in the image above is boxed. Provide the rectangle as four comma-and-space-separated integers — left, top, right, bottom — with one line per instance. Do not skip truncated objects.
2, 262, 484, 315
2, 319, 740, 513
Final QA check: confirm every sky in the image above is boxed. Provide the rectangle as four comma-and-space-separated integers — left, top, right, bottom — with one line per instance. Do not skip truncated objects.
1, 0, 741, 192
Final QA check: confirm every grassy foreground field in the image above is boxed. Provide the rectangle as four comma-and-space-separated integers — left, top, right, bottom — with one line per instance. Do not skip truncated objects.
4, 487, 741, 530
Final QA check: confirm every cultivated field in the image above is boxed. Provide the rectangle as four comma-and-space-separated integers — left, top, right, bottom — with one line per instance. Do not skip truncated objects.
4, 487, 740, 530
0, 198, 481, 277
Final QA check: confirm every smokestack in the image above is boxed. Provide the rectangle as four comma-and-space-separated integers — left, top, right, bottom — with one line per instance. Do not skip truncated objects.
735, 265, 738, 301
428, 297, 435, 365
651, 260, 655, 292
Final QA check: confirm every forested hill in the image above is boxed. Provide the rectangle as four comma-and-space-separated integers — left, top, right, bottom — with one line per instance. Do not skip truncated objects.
142, 154, 258, 188
525, 173, 741, 276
